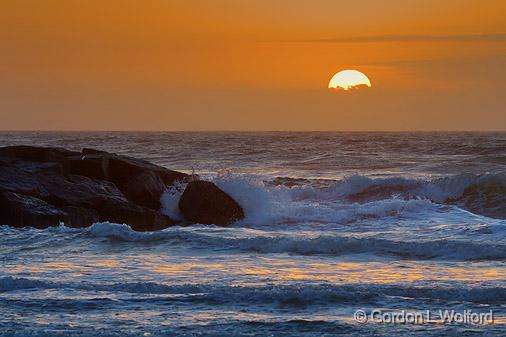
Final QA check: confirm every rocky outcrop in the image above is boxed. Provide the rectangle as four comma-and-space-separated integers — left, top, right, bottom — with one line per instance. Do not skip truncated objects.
0, 145, 246, 230
0, 146, 187, 231
179, 180, 244, 226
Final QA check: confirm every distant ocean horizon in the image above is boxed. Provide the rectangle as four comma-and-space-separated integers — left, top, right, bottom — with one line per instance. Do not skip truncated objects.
1, 131, 505, 336
2, 129, 506, 132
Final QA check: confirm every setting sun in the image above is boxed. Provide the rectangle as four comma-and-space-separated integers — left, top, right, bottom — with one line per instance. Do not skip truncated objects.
328, 70, 372, 91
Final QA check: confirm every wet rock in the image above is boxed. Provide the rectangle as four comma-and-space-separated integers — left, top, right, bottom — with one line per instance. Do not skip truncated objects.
82, 148, 109, 156
41, 174, 173, 231
38, 173, 127, 209
125, 170, 166, 210
0, 146, 182, 231
106, 153, 187, 188
66, 149, 187, 207
179, 181, 244, 226
68, 148, 187, 188
0, 146, 78, 163
0, 192, 66, 228
12, 160, 64, 175
0, 165, 47, 197
60, 206, 100, 228
93, 197, 173, 231
66, 154, 109, 181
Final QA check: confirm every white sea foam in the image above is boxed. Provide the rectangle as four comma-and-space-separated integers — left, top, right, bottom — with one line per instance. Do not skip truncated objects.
83, 221, 506, 260
159, 173, 444, 227
214, 173, 279, 225
157, 172, 506, 233
160, 180, 187, 221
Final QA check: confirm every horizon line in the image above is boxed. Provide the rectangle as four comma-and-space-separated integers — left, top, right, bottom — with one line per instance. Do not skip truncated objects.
1, 130, 505, 133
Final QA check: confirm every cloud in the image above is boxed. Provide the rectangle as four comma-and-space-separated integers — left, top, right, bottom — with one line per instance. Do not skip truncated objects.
302, 33, 506, 43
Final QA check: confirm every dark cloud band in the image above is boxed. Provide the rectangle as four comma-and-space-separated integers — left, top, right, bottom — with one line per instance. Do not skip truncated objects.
301, 33, 506, 43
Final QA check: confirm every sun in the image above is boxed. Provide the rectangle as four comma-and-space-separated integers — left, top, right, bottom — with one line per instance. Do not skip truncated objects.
328, 70, 372, 91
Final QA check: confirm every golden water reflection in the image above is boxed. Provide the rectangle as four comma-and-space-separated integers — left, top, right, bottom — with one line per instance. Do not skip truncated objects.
7, 255, 505, 286
151, 258, 506, 285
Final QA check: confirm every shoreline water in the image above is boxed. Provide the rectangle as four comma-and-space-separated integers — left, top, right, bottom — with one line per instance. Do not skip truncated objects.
1, 132, 505, 336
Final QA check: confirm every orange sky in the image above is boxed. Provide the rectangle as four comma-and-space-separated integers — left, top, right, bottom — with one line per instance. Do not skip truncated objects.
1, 0, 505, 130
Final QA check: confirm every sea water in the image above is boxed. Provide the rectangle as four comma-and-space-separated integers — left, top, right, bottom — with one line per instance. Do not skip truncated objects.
0, 132, 505, 336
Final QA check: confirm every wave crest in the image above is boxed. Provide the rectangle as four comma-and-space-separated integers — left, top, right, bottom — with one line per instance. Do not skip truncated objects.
1, 277, 504, 305
85, 222, 506, 260
273, 172, 506, 219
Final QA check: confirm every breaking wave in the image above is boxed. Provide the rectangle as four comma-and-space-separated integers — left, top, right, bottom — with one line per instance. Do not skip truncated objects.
1, 277, 504, 305
158, 172, 506, 228
273, 172, 506, 202
85, 222, 506, 260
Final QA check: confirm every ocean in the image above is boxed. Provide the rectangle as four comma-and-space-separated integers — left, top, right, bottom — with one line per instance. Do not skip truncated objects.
0, 131, 505, 336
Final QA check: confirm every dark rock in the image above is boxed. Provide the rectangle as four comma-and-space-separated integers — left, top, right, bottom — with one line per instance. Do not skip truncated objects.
41, 174, 172, 230
125, 170, 166, 209
0, 146, 180, 231
0, 165, 47, 197
66, 149, 188, 207
94, 198, 173, 231
40, 174, 128, 209
0, 192, 66, 228
179, 180, 244, 226
74, 148, 188, 187
82, 148, 109, 155
12, 160, 64, 175
0, 146, 79, 163
60, 206, 100, 228
107, 153, 187, 188
0, 156, 12, 166
145, 209, 175, 231
0, 189, 164, 230
66, 154, 108, 181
